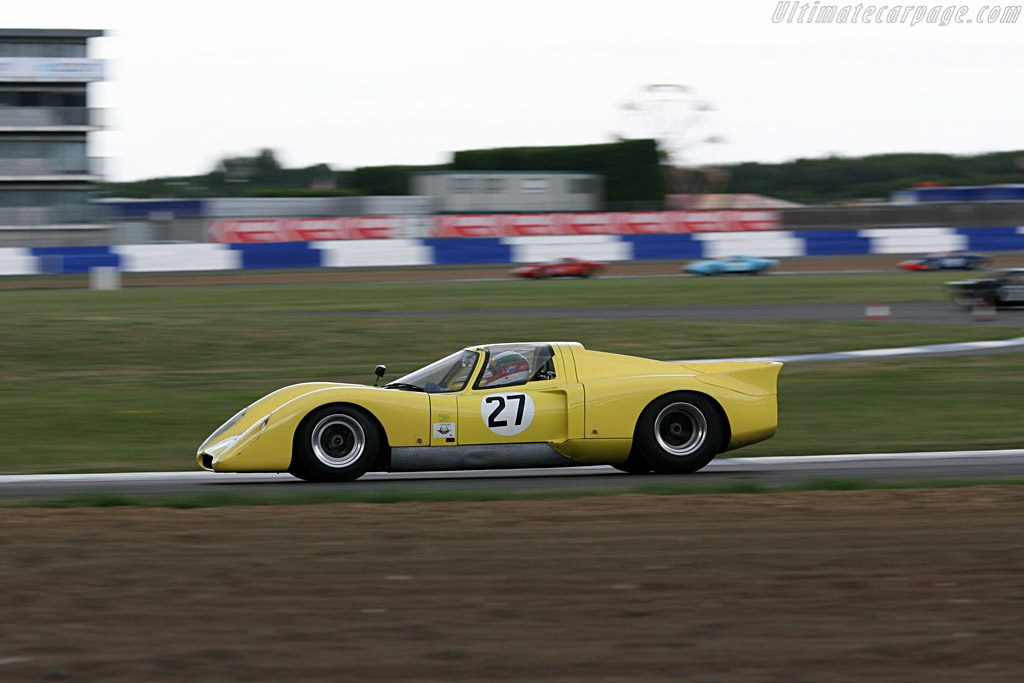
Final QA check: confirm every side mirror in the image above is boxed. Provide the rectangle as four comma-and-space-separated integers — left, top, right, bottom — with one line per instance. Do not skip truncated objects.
374, 364, 387, 387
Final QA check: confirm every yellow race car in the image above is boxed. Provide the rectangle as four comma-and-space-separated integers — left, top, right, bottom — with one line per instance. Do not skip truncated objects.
197, 342, 781, 481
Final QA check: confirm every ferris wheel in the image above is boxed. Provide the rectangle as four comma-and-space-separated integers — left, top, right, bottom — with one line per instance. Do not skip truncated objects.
620, 84, 724, 163
619, 83, 726, 195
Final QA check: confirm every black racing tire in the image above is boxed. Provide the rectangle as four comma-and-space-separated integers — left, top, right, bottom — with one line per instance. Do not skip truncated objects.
612, 450, 654, 474
289, 405, 380, 482
633, 392, 724, 474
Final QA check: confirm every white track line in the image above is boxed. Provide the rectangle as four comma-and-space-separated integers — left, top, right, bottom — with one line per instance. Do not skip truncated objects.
2, 450, 1022, 484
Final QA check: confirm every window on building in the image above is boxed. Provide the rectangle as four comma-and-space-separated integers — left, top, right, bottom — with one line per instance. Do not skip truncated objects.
15, 91, 41, 107
0, 191, 31, 206
450, 177, 476, 193
0, 41, 86, 58
60, 92, 86, 108
0, 140, 88, 173
55, 142, 88, 173
51, 43, 87, 58
569, 178, 595, 194
520, 178, 549, 193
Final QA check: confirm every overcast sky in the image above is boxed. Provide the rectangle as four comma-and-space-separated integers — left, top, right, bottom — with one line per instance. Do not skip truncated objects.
7, 0, 1024, 181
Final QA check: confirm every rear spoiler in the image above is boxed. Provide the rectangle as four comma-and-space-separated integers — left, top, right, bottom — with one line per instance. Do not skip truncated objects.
676, 360, 782, 397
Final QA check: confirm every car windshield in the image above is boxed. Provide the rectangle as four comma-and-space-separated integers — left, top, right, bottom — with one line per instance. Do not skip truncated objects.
386, 349, 480, 393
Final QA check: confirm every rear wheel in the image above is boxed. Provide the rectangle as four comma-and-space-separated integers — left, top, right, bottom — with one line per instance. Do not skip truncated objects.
633, 393, 724, 474
612, 450, 653, 474
289, 405, 380, 482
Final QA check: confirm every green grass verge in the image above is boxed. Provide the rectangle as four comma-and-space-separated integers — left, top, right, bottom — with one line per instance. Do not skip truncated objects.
5, 477, 1022, 509
1, 271, 1021, 473
0, 270, 965, 316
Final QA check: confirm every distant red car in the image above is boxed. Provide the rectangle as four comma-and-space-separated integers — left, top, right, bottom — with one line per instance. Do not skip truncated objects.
511, 257, 607, 279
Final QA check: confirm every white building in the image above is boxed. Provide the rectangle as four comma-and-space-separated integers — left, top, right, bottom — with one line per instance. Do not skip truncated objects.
412, 171, 602, 213
0, 29, 105, 243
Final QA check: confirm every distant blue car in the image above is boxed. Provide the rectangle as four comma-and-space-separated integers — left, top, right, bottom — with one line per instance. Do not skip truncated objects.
685, 255, 779, 276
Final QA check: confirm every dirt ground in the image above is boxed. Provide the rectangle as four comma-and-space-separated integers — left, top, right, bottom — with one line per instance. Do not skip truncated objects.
2, 488, 1023, 682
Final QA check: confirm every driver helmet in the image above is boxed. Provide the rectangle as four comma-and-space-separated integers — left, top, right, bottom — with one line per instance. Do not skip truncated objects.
483, 350, 531, 387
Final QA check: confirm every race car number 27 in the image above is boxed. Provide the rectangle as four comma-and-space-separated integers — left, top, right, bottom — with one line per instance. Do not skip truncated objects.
481, 392, 535, 437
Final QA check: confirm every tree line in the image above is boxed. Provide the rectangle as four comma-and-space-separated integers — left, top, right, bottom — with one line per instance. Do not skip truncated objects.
100, 143, 1024, 206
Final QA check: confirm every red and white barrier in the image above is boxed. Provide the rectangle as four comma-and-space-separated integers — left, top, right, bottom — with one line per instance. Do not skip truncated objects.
208, 211, 782, 243
208, 217, 411, 243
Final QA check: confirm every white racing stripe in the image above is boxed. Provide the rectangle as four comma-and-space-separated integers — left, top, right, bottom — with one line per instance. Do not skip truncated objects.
710, 449, 1024, 466
676, 335, 1024, 364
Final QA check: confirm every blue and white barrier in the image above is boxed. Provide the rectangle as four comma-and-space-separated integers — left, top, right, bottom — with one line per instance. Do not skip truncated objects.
0, 247, 37, 275
693, 230, 806, 258
311, 239, 434, 268
502, 234, 633, 264
860, 227, 967, 254
800, 230, 873, 256
2, 226, 1023, 276
116, 243, 240, 272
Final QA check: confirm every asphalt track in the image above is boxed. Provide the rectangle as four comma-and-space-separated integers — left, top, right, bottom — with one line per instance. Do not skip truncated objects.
2, 450, 1022, 500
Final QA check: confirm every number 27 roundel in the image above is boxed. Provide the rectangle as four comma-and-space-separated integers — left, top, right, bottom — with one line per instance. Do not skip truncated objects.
481, 392, 536, 437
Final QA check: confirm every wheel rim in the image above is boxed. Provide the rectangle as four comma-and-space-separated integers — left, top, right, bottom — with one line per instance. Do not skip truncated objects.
654, 402, 707, 456
311, 414, 365, 468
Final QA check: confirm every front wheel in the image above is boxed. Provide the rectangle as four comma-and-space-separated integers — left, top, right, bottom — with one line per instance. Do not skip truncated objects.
633, 393, 724, 474
290, 405, 380, 482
